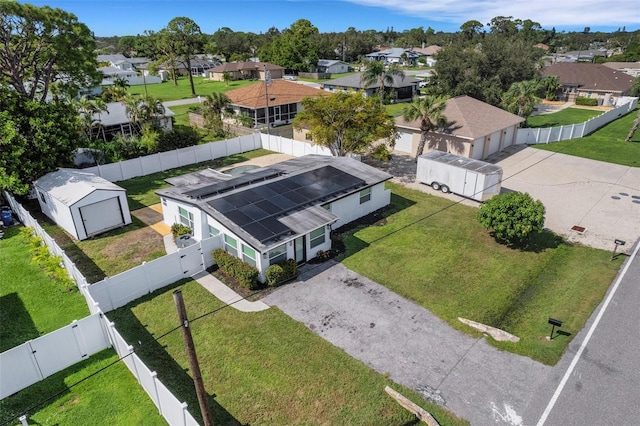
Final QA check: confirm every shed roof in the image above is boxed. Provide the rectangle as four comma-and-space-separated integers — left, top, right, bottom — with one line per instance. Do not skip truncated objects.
35, 169, 124, 206
396, 95, 524, 140
226, 80, 327, 109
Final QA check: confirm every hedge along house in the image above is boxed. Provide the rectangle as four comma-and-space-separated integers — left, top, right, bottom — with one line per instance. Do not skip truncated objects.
34, 169, 132, 241
394, 95, 525, 160
156, 155, 392, 282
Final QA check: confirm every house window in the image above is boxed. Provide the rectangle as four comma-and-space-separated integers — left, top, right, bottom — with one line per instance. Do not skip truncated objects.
39, 191, 46, 204
224, 235, 238, 257
208, 225, 220, 237
359, 187, 371, 204
162, 198, 167, 206
268, 244, 287, 265
242, 245, 256, 267
179, 207, 194, 229
305, 132, 313, 141
309, 227, 325, 249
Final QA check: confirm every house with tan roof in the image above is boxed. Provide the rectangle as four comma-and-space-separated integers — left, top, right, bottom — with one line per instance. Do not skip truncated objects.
225, 80, 327, 127
542, 63, 635, 105
394, 95, 524, 160
208, 62, 284, 81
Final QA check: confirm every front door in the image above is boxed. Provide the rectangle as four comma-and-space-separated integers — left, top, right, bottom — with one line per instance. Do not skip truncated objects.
294, 236, 306, 264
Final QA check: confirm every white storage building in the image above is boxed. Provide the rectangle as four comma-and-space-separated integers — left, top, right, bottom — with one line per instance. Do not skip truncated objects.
34, 169, 132, 240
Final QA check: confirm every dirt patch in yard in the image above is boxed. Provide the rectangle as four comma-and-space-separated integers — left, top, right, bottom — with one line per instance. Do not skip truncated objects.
100, 226, 165, 264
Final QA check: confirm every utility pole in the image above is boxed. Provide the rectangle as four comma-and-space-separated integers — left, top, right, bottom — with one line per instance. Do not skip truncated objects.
264, 64, 271, 145
173, 290, 214, 426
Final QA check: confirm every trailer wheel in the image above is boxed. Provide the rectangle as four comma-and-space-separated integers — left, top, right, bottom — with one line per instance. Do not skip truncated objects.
441, 185, 450, 194
431, 182, 440, 191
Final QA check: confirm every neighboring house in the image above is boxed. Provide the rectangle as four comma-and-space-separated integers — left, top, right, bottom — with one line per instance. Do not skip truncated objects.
225, 80, 327, 127
365, 47, 421, 65
601, 62, 640, 78
322, 72, 419, 102
394, 95, 525, 160
554, 49, 608, 63
542, 63, 635, 105
97, 54, 151, 71
208, 62, 284, 81
316, 59, 349, 74
156, 155, 392, 282
90, 102, 174, 141
98, 66, 137, 81
412, 45, 442, 66
34, 169, 132, 241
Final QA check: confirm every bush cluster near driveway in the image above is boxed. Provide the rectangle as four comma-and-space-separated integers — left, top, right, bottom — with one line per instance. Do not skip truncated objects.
109, 279, 467, 425
127, 76, 254, 101
0, 227, 163, 425
339, 183, 621, 365
530, 107, 640, 167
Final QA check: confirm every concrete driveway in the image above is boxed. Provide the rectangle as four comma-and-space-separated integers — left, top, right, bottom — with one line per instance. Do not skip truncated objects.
264, 262, 550, 425
493, 147, 640, 253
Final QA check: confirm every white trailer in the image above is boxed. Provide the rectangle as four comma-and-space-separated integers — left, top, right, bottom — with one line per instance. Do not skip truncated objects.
416, 151, 503, 201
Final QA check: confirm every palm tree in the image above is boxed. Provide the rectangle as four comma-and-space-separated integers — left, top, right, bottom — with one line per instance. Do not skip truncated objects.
502, 80, 541, 118
360, 61, 405, 104
222, 71, 232, 87
541, 75, 562, 101
402, 95, 449, 160
202, 92, 231, 135
139, 94, 166, 128
74, 96, 109, 141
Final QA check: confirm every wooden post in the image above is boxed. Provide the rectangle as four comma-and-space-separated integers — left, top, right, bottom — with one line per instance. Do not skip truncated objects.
384, 386, 440, 426
173, 290, 214, 426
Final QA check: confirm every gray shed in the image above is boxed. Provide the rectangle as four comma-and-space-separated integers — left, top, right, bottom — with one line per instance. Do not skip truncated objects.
34, 169, 132, 240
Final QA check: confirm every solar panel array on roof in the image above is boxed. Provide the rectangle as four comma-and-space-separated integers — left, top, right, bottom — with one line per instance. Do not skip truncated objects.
184, 168, 283, 199
208, 165, 366, 243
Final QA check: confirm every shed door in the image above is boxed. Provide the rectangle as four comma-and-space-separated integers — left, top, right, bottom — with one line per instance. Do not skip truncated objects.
80, 197, 124, 236
395, 130, 414, 154
463, 172, 478, 198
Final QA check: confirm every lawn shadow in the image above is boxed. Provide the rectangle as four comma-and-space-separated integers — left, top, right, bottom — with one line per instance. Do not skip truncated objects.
489, 229, 564, 254
0, 293, 39, 352
107, 281, 242, 426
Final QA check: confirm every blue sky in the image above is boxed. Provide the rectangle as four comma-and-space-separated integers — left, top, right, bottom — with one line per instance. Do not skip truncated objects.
27, 0, 640, 37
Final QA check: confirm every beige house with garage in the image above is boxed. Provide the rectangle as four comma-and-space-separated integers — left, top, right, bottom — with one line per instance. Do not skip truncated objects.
394, 95, 525, 160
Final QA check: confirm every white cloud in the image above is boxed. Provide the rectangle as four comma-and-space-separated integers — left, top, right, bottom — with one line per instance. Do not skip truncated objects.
345, 0, 640, 29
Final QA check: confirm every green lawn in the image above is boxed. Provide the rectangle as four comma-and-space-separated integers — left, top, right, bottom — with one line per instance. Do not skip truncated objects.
108, 279, 467, 425
339, 183, 622, 365
0, 227, 163, 425
128, 76, 255, 101
526, 107, 602, 128
0, 226, 89, 351
386, 103, 408, 118
165, 103, 223, 143
531, 108, 640, 167
297, 72, 357, 82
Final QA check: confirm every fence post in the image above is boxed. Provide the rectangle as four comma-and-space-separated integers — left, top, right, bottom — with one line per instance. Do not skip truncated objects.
150, 371, 163, 415
181, 402, 189, 426
127, 345, 141, 381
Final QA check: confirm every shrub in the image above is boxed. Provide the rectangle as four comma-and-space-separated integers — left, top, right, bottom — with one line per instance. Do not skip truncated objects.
211, 248, 259, 290
20, 227, 76, 291
575, 96, 598, 106
265, 259, 298, 286
476, 192, 545, 245
157, 126, 201, 151
171, 223, 192, 238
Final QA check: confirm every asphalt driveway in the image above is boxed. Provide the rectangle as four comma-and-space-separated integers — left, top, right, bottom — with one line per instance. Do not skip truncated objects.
263, 262, 550, 425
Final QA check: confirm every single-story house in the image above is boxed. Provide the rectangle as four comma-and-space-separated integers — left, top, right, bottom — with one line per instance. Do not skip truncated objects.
541, 63, 635, 105
316, 60, 349, 74
34, 169, 132, 241
97, 54, 151, 71
156, 155, 391, 282
225, 80, 327, 127
209, 62, 284, 81
601, 61, 640, 78
365, 47, 421, 65
91, 102, 174, 141
322, 72, 419, 102
554, 49, 607, 63
394, 95, 525, 160
411, 45, 442, 67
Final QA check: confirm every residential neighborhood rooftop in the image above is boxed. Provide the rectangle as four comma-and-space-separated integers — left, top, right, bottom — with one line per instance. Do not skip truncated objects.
225, 79, 327, 109
322, 72, 419, 89
542, 63, 636, 93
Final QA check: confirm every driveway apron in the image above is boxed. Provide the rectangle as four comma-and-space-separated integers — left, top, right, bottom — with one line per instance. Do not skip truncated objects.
263, 262, 550, 425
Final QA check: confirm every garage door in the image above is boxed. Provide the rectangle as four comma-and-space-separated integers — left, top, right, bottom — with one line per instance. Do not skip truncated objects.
79, 197, 124, 236
395, 130, 414, 154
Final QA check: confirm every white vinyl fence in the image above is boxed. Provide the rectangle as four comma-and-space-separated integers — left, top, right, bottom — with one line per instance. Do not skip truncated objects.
0, 313, 111, 399
516, 96, 638, 145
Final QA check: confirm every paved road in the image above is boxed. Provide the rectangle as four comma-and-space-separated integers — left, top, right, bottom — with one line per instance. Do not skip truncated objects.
264, 262, 550, 425
525, 241, 640, 425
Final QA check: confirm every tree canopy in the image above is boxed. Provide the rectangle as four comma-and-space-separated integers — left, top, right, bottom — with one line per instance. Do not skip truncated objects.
259, 19, 319, 72
0, 2, 100, 102
402, 95, 449, 158
293, 91, 396, 157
